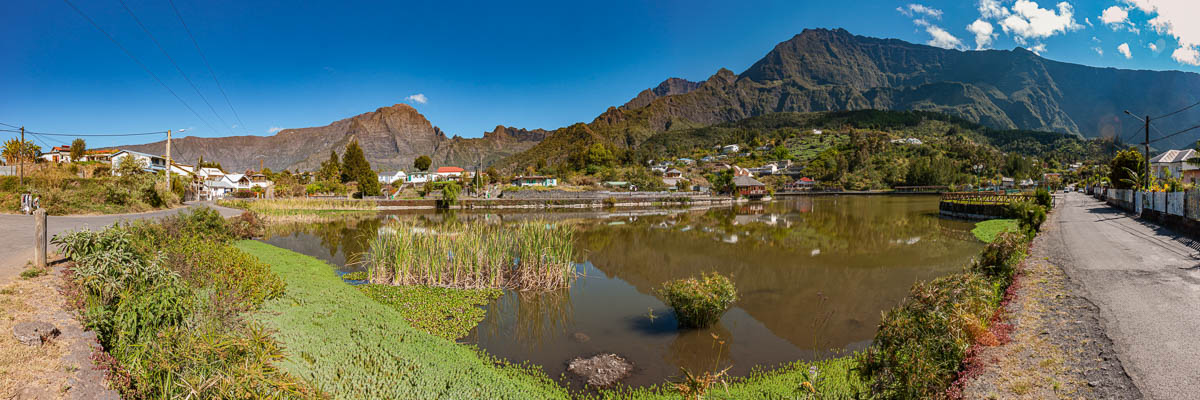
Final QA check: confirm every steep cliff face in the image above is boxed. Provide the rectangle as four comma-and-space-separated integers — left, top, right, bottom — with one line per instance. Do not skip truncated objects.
117, 104, 543, 172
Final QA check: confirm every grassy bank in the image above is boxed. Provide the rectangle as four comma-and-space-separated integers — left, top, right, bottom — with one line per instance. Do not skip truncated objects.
971, 219, 1019, 243
240, 240, 569, 399
53, 208, 317, 398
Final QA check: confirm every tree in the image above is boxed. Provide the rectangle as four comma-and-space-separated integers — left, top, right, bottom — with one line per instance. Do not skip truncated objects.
340, 140, 380, 196
116, 154, 148, 176
485, 166, 499, 184
70, 138, 86, 161
1108, 148, 1145, 190
414, 155, 432, 172
770, 145, 791, 161
318, 150, 340, 181
2, 138, 38, 166
706, 169, 735, 195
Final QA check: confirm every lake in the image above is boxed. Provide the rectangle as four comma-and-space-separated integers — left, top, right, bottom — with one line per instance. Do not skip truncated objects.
262, 195, 983, 389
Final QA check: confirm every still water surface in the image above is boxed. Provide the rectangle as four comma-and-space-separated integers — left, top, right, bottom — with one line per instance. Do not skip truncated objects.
262, 195, 983, 388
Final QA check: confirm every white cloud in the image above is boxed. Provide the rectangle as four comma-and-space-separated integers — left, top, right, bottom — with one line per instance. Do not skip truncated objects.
1118, 42, 1133, 58
999, 0, 1083, 41
913, 18, 931, 27
1123, 0, 1200, 66
898, 4, 944, 19
405, 93, 428, 104
1174, 47, 1200, 66
1027, 43, 1047, 55
925, 25, 965, 50
1093, 46, 1104, 55
967, 19, 997, 49
1149, 43, 1158, 51
978, 0, 1010, 19
1085, 17, 1094, 27
268, 126, 283, 134
1100, 6, 1130, 26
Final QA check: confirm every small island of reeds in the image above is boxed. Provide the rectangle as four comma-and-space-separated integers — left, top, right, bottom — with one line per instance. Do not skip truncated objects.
365, 221, 577, 291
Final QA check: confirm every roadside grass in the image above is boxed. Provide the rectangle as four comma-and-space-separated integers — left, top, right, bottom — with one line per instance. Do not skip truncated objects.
0, 164, 181, 215
972, 219, 1019, 243
52, 207, 317, 398
239, 240, 569, 399
358, 284, 502, 340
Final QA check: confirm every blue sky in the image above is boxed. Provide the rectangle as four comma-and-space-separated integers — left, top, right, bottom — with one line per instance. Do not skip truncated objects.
2, 0, 1197, 148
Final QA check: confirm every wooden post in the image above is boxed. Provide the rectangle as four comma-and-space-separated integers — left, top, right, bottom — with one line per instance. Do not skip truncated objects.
34, 209, 46, 268
165, 129, 172, 190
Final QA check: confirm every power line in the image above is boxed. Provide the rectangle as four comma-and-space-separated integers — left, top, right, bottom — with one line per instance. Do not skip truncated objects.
168, 0, 245, 132
117, 0, 232, 135
60, 0, 219, 134
0, 122, 19, 129
0, 128, 166, 137
1149, 123, 1200, 145
1154, 99, 1200, 120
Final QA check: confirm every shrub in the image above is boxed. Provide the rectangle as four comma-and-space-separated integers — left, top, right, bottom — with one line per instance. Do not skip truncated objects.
858, 272, 1000, 399
1006, 201, 1047, 233
971, 230, 1025, 282
228, 211, 265, 239
1035, 188, 1052, 208
658, 272, 738, 328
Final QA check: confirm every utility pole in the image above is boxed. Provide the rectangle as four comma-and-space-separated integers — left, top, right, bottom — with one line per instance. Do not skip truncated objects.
166, 129, 172, 190
1144, 115, 1151, 190
19, 126, 24, 186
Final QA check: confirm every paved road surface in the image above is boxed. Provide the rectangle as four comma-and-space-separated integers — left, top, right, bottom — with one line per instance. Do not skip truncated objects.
0, 202, 242, 282
1049, 192, 1200, 399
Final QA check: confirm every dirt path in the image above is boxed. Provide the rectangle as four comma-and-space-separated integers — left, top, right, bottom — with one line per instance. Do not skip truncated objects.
0, 202, 243, 283
960, 201, 1140, 399
1038, 192, 1200, 399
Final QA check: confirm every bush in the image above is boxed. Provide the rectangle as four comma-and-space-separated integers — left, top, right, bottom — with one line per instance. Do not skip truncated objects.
658, 272, 738, 328
971, 230, 1025, 282
858, 272, 1000, 398
1035, 188, 1052, 208
228, 211, 264, 239
1006, 200, 1047, 233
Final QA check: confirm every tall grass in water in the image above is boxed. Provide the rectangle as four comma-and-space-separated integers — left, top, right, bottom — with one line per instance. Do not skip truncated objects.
366, 221, 577, 291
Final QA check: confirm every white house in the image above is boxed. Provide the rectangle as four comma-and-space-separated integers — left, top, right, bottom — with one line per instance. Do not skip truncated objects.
1149, 149, 1200, 182
405, 172, 435, 185
890, 137, 923, 145
720, 144, 741, 154
377, 171, 407, 185
111, 150, 167, 175
748, 164, 778, 176
40, 146, 73, 163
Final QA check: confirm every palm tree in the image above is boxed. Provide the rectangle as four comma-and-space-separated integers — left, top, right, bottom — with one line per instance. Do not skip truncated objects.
2, 138, 39, 166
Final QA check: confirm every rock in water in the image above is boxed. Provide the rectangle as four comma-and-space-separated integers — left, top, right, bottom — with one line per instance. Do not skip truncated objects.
567, 353, 633, 387
13, 321, 59, 346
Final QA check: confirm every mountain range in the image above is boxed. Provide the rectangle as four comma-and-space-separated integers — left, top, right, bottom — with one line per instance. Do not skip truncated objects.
119, 28, 1200, 172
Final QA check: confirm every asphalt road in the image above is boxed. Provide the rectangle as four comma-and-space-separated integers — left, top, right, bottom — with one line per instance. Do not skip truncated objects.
0, 202, 242, 283
1048, 192, 1200, 399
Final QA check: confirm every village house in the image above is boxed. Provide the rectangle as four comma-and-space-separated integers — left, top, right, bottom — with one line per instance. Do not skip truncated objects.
748, 164, 778, 176
720, 144, 740, 154
1000, 177, 1015, 189
168, 163, 195, 178
39, 146, 73, 163
664, 168, 683, 178
677, 158, 695, 165
733, 175, 767, 198
784, 177, 816, 191
248, 173, 272, 189
511, 175, 558, 187
890, 137, 923, 145
405, 172, 435, 185
435, 166, 465, 180
110, 150, 168, 175
1149, 149, 1200, 184
377, 170, 407, 185
80, 149, 117, 162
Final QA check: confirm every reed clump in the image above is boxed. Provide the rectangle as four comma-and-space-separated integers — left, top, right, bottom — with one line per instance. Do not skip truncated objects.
366, 221, 577, 291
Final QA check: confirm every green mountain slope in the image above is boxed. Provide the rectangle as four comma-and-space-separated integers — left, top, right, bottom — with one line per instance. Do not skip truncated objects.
499, 28, 1200, 171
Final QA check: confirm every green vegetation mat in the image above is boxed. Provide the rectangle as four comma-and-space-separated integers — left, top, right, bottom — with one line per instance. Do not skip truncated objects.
238, 240, 568, 399
358, 284, 501, 340
972, 219, 1020, 243
594, 356, 866, 399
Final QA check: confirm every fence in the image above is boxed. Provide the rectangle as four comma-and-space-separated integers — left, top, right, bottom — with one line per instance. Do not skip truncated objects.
1100, 187, 1192, 217
939, 192, 1036, 205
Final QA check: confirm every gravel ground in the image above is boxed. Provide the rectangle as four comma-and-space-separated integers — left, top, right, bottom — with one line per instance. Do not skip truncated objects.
961, 194, 1156, 399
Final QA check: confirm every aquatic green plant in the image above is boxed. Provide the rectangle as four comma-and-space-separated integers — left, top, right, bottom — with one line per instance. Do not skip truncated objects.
970, 219, 1019, 243
658, 272, 738, 329
366, 221, 577, 291
358, 284, 501, 339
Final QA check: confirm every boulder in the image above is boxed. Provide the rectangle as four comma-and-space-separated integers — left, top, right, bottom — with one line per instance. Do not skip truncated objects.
13, 321, 59, 346
567, 353, 633, 387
